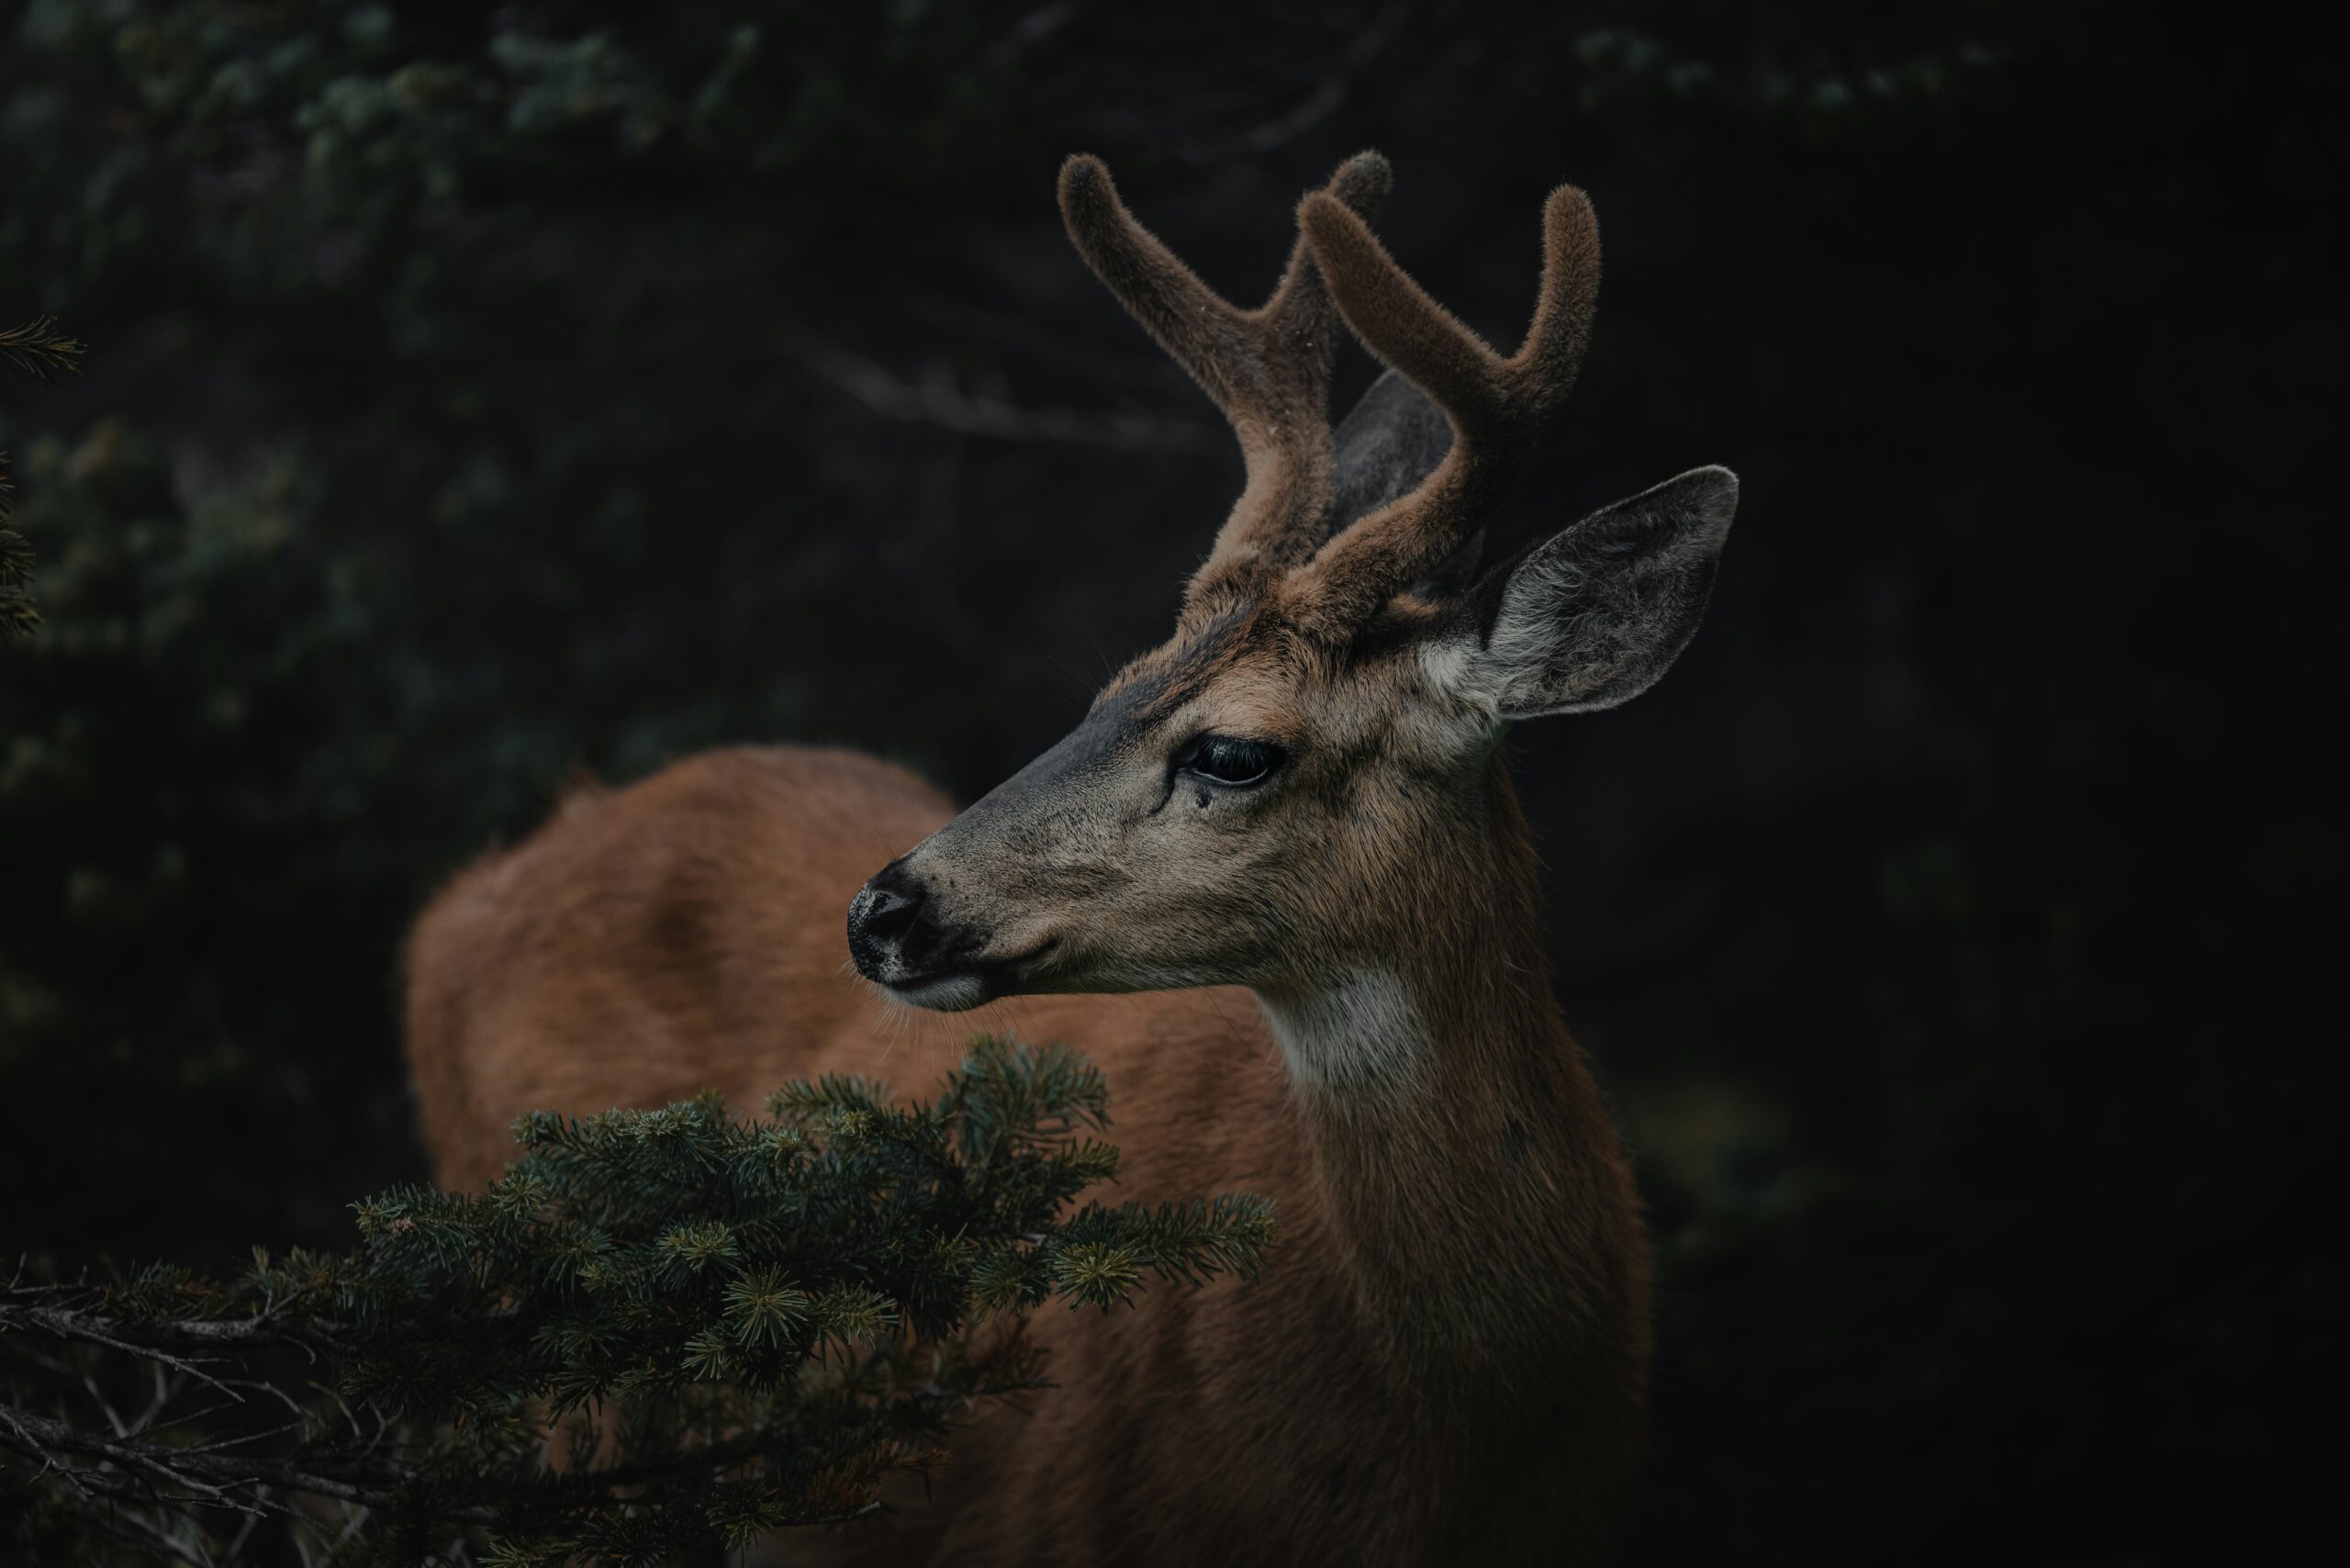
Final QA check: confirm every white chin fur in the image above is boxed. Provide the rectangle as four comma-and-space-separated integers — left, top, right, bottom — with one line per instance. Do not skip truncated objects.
886, 972, 991, 1013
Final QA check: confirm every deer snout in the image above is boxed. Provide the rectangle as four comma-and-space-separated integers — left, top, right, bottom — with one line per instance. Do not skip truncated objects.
847, 858, 992, 1009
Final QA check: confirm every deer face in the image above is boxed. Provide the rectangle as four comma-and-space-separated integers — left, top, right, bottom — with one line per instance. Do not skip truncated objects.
846, 154, 1737, 1013
848, 605, 1446, 1010
846, 465, 1736, 1012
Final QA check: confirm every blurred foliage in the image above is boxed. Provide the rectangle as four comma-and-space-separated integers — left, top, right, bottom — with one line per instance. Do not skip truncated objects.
0, 0, 2340, 1561
3, 1040, 1273, 1563
1, 0, 1055, 1262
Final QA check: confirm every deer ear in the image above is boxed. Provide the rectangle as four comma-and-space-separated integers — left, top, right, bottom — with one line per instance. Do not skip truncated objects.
1328, 369, 1453, 539
1452, 466, 1738, 719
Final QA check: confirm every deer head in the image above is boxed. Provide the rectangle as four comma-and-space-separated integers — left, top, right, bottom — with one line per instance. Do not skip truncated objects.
848, 153, 1738, 1082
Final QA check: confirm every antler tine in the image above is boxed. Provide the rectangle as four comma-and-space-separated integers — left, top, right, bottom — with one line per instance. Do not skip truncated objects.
1058, 152, 1393, 615
1287, 183, 1601, 637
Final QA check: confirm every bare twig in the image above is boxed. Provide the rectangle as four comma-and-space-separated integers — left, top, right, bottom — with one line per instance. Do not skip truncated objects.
789, 334, 1214, 454
1, 1298, 368, 1362
996, 0, 1088, 61
3, 1305, 258, 1402
1227, 0, 1415, 157
1, 1388, 983, 1538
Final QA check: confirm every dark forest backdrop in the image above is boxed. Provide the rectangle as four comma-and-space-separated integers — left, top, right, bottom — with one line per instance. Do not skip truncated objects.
1, 1, 2340, 1560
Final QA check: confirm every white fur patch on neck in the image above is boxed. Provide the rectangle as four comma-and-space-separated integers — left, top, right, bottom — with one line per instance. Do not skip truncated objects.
1257, 969, 1427, 1095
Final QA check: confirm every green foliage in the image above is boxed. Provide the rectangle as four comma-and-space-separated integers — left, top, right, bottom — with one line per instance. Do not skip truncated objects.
0, 418, 403, 1252
0, 1039, 1274, 1564
0, 316, 83, 380
0, 489, 33, 642
0, 315, 79, 640
1568, 28, 2006, 142
0, 3, 1047, 1259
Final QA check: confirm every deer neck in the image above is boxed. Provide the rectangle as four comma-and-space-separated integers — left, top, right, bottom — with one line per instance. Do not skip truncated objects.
1252, 763, 1647, 1386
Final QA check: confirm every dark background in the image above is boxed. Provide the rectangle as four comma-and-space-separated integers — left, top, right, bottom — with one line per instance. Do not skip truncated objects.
2, 2, 2339, 1560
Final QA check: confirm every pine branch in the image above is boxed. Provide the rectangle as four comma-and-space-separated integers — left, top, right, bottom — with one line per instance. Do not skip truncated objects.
0, 316, 84, 379
3, 1039, 1273, 1563
0, 314, 76, 641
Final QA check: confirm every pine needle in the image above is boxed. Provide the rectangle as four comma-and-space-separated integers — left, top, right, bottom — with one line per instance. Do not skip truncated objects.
0, 316, 85, 379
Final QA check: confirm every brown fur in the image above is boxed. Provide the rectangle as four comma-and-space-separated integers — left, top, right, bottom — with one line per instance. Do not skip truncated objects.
405, 744, 1647, 1564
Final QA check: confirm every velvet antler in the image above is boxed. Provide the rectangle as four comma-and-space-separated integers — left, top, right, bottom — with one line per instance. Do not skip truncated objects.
1058, 151, 1392, 617
1284, 182, 1601, 637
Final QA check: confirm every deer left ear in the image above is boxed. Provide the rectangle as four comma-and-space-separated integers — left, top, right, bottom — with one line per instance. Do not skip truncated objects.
1449, 466, 1739, 719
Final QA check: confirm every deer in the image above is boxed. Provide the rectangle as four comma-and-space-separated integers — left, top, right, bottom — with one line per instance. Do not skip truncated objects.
403, 150, 1740, 1565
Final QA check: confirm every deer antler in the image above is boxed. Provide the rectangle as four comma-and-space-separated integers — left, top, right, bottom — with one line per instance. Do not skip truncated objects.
1284, 182, 1601, 637
1058, 151, 1392, 617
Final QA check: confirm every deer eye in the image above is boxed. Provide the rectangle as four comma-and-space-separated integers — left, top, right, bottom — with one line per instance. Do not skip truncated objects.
1177, 734, 1285, 788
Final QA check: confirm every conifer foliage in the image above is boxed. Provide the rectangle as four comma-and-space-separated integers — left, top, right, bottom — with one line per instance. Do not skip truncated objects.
0, 1039, 1273, 1564
0, 316, 80, 641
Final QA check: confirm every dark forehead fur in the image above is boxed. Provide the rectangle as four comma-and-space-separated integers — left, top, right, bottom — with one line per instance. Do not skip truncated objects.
1091, 589, 1449, 733
1091, 605, 1258, 728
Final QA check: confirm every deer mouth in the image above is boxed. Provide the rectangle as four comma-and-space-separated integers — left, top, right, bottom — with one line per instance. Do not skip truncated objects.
882, 937, 1061, 1013
881, 969, 996, 1012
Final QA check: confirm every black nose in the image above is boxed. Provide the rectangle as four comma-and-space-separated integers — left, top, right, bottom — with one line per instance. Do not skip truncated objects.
848, 858, 943, 980
857, 868, 923, 946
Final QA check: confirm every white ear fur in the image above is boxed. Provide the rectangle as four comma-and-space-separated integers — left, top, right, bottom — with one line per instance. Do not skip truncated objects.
1431, 465, 1739, 721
